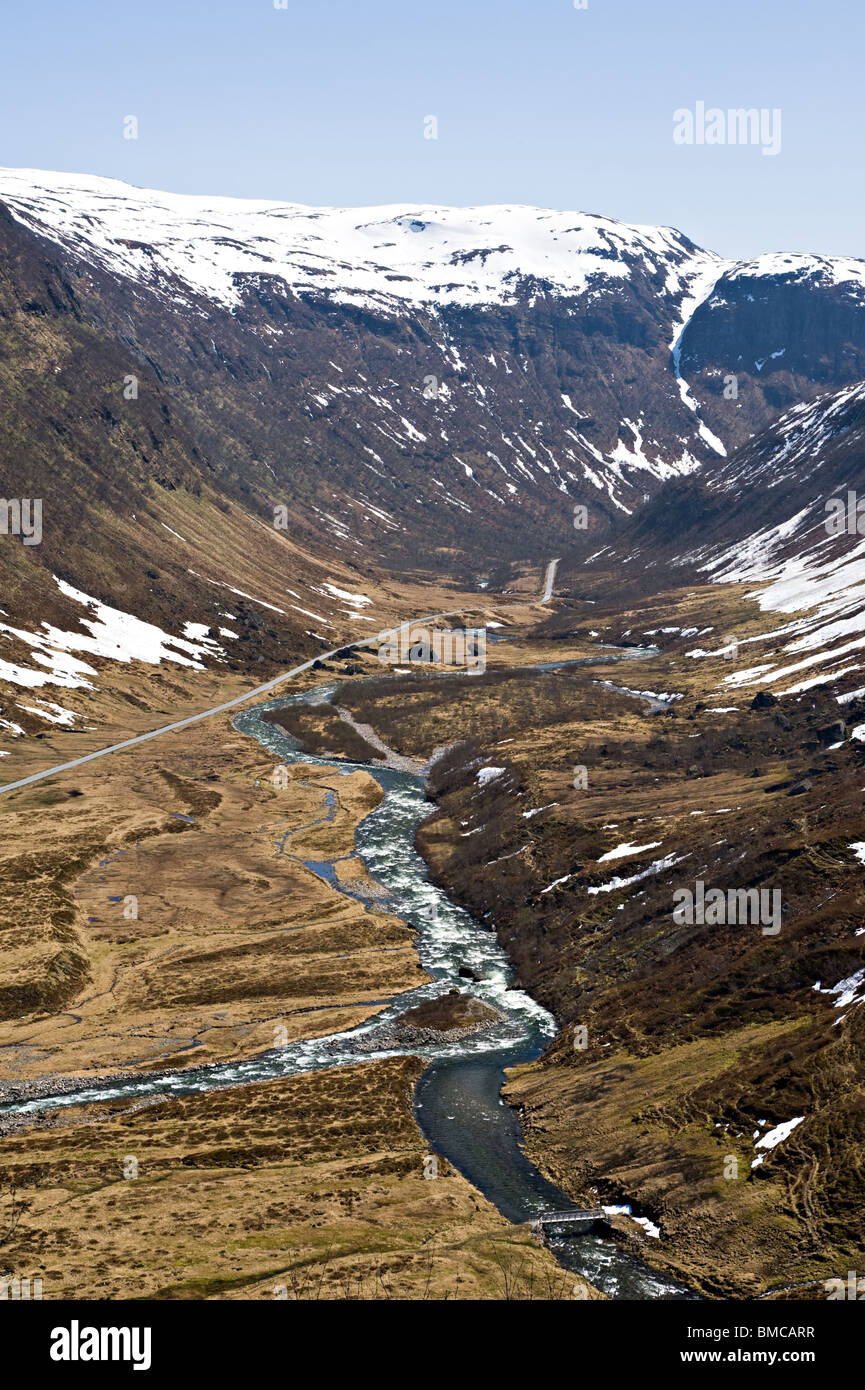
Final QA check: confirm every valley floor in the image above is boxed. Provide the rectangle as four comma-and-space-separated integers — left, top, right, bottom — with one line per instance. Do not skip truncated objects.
2, 1056, 584, 1301
2, 564, 863, 1300
0, 583, 589, 1299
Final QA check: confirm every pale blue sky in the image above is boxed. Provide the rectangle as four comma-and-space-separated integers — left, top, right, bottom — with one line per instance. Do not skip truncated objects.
2, 0, 861, 259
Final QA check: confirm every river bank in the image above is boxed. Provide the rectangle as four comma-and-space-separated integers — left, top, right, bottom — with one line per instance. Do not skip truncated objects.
0, 649, 690, 1299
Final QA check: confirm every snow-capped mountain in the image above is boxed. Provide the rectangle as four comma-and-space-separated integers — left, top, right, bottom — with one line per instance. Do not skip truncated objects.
2, 165, 865, 728
2, 167, 865, 554
0, 168, 724, 313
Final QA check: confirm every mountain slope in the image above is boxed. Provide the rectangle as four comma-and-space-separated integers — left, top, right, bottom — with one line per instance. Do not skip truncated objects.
678, 257, 865, 454
3, 167, 865, 564
2, 167, 865, 738
579, 380, 865, 700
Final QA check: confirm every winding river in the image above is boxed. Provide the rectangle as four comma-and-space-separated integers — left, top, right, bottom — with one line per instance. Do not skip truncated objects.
0, 650, 691, 1299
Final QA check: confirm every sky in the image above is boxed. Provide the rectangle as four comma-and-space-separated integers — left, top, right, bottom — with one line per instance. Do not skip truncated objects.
1, 0, 862, 260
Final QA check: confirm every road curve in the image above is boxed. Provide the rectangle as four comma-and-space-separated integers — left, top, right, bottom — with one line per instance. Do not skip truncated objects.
0, 607, 467, 798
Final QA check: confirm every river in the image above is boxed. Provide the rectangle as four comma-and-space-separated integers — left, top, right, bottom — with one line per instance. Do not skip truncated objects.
0, 650, 691, 1299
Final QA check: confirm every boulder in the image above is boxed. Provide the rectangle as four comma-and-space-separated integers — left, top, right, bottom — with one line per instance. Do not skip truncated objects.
817, 721, 846, 746
750, 691, 779, 709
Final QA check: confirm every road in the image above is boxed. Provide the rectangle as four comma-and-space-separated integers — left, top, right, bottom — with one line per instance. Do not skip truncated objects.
0, 560, 562, 799
540, 557, 560, 603
0, 607, 466, 798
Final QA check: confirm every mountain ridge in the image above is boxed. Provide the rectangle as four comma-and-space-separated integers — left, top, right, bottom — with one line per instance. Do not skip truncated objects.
3, 166, 865, 736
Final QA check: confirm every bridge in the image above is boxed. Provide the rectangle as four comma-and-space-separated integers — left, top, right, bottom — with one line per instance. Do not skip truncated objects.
532, 1207, 606, 1231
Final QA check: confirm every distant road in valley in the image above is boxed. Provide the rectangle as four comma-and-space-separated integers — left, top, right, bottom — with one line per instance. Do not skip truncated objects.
540, 558, 560, 603
0, 562, 563, 799
0, 606, 467, 798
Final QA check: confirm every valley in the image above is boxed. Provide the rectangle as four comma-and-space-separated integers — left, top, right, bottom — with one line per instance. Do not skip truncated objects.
1, 166, 864, 1307
3, 564, 863, 1301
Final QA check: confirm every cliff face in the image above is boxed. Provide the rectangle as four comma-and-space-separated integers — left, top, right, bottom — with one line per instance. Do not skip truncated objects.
680, 266, 865, 453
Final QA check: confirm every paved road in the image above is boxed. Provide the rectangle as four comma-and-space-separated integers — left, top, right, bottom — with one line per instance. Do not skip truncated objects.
0, 559, 563, 800
540, 557, 560, 603
0, 607, 466, 798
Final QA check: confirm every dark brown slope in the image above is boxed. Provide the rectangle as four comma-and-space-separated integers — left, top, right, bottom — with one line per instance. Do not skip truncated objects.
553, 378, 865, 603
5, 185, 865, 592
